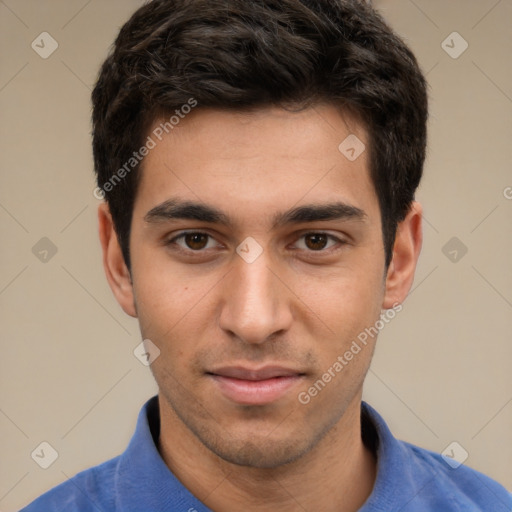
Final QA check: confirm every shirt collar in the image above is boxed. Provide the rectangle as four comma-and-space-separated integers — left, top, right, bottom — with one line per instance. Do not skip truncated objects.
359, 401, 437, 511
115, 396, 211, 511
115, 396, 432, 511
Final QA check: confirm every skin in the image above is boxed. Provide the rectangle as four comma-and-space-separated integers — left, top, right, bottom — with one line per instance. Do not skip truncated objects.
98, 104, 422, 512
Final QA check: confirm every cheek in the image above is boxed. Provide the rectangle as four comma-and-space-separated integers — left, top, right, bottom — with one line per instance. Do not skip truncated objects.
296, 275, 382, 412
131, 261, 217, 351
300, 264, 384, 344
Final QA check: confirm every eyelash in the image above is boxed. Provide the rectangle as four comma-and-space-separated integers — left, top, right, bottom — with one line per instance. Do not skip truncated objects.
165, 231, 346, 257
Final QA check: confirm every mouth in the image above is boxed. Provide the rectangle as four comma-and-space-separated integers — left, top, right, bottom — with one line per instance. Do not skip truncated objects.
206, 366, 306, 405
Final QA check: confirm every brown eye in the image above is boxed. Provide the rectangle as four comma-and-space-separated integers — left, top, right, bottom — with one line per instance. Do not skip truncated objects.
293, 232, 343, 254
304, 233, 329, 250
183, 233, 209, 250
165, 231, 222, 258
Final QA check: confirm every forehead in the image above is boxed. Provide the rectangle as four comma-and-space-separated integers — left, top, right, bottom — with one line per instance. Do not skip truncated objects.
133, 105, 379, 229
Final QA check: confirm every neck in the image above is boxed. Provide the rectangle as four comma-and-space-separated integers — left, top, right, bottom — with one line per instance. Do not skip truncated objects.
158, 395, 377, 512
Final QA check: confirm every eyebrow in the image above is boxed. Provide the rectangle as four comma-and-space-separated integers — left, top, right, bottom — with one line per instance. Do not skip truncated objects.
144, 198, 367, 229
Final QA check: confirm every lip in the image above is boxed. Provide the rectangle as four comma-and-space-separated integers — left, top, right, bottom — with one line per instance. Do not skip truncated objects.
208, 366, 305, 405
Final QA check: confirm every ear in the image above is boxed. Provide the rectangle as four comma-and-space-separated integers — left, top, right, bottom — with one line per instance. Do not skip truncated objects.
97, 203, 137, 318
382, 201, 423, 309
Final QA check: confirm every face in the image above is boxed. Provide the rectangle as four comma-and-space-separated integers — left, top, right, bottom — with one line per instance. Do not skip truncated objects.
116, 105, 400, 468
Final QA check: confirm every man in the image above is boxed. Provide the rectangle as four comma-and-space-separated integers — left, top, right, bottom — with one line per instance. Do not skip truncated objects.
21, 0, 511, 510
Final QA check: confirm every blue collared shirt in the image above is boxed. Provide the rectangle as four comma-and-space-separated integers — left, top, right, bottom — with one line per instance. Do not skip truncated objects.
20, 396, 512, 511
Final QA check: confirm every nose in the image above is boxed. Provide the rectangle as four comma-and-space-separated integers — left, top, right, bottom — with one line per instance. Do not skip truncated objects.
218, 250, 293, 345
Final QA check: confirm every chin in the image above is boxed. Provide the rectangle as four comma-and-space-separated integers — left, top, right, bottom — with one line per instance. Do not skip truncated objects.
203, 434, 312, 469
187, 410, 339, 469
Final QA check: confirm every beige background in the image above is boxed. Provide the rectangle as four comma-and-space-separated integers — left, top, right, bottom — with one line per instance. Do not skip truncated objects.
1, 0, 511, 510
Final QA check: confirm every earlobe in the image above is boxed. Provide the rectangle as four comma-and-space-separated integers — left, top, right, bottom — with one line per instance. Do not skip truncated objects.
382, 201, 423, 309
97, 203, 137, 318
